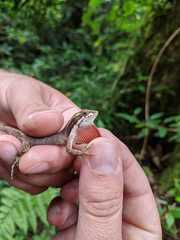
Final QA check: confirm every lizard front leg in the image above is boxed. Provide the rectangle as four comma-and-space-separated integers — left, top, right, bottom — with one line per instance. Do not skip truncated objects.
66, 123, 88, 155
66, 124, 91, 156
66, 137, 85, 155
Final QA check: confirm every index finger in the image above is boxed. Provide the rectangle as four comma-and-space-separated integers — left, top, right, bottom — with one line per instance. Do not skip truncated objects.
0, 70, 79, 136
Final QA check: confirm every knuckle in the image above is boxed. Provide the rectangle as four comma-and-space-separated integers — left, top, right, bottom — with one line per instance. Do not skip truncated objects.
82, 189, 122, 217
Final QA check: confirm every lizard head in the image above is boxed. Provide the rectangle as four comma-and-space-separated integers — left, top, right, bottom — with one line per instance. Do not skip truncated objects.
77, 109, 98, 128
64, 109, 98, 136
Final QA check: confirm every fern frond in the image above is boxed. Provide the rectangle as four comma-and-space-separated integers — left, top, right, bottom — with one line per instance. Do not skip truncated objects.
0, 186, 57, 240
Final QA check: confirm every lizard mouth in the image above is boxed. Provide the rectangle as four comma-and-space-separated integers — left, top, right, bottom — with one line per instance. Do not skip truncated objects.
76, 125, 101, 144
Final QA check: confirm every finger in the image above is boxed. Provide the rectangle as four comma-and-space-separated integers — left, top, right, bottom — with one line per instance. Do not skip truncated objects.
99, 128, 162, 237
16, 169, 74, 188
19, 145, 74, 174
0, 139, 74, 188
0, 163, 47, 195
53, 226, 76, 240
121, 150, 162, 236
3, 77, 65, 135
76, 137, 123, 240
0, 135, 22, 152
48, 197, 78, 231
61, 179, 79, 204
73, 158, 81, 172
0, 165, 10, 180
10, 179, 47, 195
0, 140, 18, 168
0, 143, 46, 194
1, 168, 47, 195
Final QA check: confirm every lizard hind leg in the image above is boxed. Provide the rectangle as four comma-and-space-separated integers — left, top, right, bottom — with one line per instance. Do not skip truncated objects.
66, 145, 83, 155
68, 143, 92, 156
11, 156, 20, 180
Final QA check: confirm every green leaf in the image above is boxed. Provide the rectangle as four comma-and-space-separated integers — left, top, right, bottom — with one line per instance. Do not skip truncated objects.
0, 187, 57, 239
157, 127, 167, 138
175, 196, 180, 202
35, 197, 48, 226
117, 113, 139, 123
15, 202, 28, 234
165, 212, 175, 228
150, 113, 163, 120
89, 0, 103, 10
123, 1, 137, 16
138, 128, 149, 138
25, 197, 37, 233
170, 207, 180, 219
134, 107, 142, 115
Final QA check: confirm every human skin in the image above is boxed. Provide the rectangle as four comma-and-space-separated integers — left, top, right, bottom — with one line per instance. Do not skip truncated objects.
0, 70, 162, 239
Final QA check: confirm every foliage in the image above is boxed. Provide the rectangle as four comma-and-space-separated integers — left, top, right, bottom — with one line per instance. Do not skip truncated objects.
118, 111, 180, 142
0, 186, 57, 240
159, 179, 180, 237
0, 0, 169, 128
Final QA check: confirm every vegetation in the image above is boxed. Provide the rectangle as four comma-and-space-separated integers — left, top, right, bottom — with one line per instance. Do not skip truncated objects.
0, 0, 179, 239
0, 184, 57, 240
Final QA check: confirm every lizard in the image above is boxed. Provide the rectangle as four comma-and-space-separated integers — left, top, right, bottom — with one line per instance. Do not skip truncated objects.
0, 109, 99, 179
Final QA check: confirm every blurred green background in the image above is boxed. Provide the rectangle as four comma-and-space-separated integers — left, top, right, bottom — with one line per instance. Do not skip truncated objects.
0, 0, 180, 239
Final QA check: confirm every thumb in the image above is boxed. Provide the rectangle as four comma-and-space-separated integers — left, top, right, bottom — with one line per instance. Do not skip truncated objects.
76, 138, 123, 240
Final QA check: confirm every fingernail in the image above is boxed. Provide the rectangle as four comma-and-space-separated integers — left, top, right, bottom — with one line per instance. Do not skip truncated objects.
28, 110, 59, 119
26, 162, 50, 174
88, 141, 118, 174
24, 110, 62, 130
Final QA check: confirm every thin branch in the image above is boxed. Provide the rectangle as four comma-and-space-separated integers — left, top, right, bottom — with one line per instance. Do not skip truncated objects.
139, 27, 180, 160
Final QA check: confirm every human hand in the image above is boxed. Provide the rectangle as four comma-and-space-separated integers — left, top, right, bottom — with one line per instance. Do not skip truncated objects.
48, 129, 162, 240
0, 70, 92, 194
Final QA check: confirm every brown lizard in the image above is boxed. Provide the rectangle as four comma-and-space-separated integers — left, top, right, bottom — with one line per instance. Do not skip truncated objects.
0, 109, 99, 179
